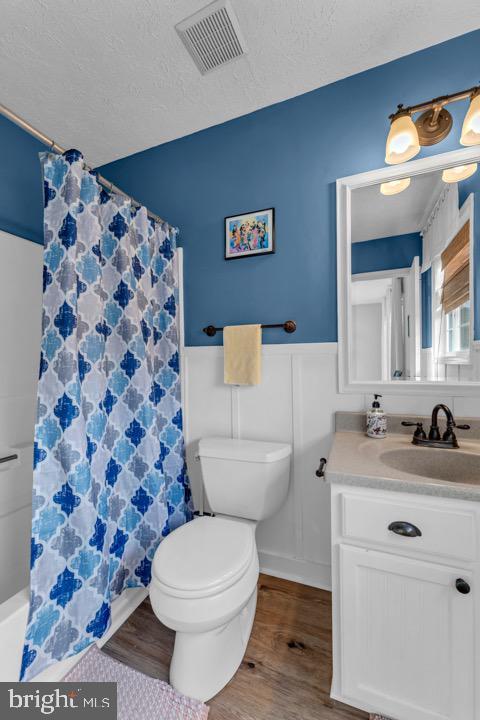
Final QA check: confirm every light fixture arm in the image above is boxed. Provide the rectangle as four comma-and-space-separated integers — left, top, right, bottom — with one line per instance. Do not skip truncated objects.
389, 85, 479, 121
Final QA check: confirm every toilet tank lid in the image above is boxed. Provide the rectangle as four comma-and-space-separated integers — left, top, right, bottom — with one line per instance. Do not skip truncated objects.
198, 437, 291, 463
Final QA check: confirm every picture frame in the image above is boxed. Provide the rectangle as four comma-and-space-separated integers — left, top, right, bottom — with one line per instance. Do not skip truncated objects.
225, 207, 275, 260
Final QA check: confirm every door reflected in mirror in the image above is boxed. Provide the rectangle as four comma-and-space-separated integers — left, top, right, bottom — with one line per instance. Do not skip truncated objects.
351, 264, 420, 382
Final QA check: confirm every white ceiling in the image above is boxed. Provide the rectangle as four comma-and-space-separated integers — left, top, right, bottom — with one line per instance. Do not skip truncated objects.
351, 170, 444, 242
2, 0, 480, 166
351, 277, 392, 305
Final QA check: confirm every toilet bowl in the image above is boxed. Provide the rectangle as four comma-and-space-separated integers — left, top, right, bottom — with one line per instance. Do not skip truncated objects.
150, 516, 259, 701
150, 437, 291, 701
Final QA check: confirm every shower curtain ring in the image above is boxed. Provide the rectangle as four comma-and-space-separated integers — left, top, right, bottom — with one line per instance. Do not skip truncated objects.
49, 139, 55, 151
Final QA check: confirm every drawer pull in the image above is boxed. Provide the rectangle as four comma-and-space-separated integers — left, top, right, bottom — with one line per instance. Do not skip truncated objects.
388, 521, 422, 538
456, 578, 471, 594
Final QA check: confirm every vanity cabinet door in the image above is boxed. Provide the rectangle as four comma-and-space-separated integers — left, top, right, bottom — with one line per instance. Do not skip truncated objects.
339, 544, 474, 720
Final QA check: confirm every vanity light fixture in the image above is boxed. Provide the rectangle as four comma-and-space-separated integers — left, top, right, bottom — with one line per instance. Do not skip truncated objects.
385, 85, 480, 165
380, 177, 411, 195
442, 163, 478, 183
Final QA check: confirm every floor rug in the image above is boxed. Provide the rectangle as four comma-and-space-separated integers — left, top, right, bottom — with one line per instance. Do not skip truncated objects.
63, 645, 209, 720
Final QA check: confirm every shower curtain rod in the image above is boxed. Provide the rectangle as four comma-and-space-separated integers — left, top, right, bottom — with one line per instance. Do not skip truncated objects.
0, 102, 168, 227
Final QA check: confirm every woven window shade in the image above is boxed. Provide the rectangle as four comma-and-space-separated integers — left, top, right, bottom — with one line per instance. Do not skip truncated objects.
441, 220, 470, 315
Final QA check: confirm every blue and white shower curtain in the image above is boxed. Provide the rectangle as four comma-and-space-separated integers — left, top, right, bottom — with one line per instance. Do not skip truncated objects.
21, 149, 192, 680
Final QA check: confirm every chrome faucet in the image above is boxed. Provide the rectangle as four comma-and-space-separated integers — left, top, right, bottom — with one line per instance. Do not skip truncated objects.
402, 404, 470, 449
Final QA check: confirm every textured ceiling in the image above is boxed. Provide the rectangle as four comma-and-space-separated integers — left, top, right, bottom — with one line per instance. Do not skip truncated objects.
2, 0, 480, 166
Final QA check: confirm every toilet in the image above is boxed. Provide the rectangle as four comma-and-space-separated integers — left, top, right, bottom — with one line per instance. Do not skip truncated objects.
149, 437, 291, 702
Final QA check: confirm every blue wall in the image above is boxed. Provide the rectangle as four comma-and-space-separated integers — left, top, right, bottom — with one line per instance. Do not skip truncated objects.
351, 233, 422, 275
421, 268, 433, 349
97, 29, 480, 346
1, 30, 480, 344
0, 114, 44, 244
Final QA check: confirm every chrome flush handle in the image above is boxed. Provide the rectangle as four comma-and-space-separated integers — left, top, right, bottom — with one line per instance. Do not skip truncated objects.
0, 454, 18, 465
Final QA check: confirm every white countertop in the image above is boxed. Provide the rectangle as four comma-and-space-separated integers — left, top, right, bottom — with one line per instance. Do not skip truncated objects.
326, 431, 480, 502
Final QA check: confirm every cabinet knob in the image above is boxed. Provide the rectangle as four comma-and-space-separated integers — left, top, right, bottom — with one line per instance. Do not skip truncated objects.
388, 521, 422, 538
456, 578, 471, 594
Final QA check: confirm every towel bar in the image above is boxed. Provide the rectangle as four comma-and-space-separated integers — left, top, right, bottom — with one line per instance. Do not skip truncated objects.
203, 320, 296, 337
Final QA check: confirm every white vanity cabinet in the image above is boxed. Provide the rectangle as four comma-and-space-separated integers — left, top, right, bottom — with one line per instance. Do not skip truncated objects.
330, 484, 479, 720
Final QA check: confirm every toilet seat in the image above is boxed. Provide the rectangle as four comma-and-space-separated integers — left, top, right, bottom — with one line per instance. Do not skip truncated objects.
152, 516, 256, 599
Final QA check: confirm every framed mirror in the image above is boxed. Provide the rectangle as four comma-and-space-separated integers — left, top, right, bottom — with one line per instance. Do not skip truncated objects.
337, 146, 480, 395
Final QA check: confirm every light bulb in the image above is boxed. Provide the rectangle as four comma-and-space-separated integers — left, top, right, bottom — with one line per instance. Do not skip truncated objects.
380, 177, 411, 196
385, 114, 420, 164
442, 163, 478, 183
460, 92, 480, 147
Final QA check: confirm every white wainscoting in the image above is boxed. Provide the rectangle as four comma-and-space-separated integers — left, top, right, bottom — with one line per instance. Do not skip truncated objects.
183, 342, 480, 590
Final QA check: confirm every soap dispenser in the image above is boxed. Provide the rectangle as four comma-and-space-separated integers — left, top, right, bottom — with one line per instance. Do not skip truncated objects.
366, 394, 387, 438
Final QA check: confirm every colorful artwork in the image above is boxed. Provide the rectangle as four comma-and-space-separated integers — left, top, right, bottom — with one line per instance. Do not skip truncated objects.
225, 208, 275, 260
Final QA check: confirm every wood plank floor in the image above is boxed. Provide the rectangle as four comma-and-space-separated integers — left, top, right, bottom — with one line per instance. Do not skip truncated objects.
103, 574, 368, 720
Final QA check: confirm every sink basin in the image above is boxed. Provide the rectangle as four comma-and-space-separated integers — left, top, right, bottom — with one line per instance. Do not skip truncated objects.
380, 447, 480, 484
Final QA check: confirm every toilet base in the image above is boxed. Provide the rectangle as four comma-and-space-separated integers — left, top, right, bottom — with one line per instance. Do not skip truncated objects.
170, 587, 258, 702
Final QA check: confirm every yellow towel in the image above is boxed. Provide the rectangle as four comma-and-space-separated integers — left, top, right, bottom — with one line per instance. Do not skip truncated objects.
224, 324, 262, 385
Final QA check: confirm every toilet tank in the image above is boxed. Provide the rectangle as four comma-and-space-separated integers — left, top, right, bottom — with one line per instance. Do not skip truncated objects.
197, 437, 291, 521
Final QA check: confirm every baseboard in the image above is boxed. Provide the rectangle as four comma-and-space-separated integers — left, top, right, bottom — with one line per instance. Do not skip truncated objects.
258, 550, 331, 591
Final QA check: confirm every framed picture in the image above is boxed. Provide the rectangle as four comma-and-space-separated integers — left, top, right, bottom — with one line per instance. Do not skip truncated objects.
225, 208, 275, 260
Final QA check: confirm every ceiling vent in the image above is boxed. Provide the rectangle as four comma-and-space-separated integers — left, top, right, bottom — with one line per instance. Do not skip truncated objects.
176, 0, 247, 75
